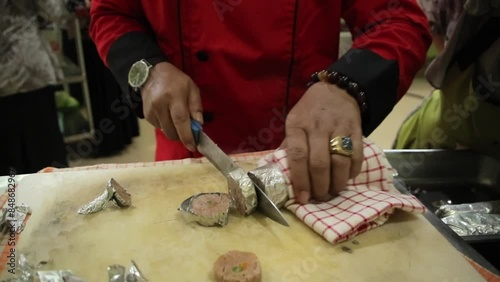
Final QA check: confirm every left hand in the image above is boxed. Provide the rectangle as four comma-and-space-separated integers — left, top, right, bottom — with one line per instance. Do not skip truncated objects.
283, 82, 364, 204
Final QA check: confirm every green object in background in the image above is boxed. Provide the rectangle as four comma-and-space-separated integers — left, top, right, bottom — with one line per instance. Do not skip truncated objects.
54, 90, 89, 136
427, 43, 438, 59
55, 90, 80, 112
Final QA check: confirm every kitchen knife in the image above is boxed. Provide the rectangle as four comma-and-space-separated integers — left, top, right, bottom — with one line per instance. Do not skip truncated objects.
190, 120, 290, 227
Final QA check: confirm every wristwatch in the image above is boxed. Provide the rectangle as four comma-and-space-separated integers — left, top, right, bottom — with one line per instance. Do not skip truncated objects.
128, 58, 166, 92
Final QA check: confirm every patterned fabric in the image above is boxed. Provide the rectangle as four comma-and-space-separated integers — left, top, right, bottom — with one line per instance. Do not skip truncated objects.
0, 0, 67, 97
418, 0, 465, 41
257, 138, 427, 244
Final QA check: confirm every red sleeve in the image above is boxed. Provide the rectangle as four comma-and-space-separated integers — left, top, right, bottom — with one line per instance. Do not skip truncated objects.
328, 0, 431, 135
344, 0, 431, 98
89, 0, 167, 117
90, 0, 152, 66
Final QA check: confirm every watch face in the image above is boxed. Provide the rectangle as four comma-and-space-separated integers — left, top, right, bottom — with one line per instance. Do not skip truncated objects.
128, 61, 150, 88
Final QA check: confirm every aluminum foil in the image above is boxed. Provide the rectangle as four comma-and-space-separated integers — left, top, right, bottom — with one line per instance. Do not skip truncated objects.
78, 178, 132, 215
435, 200, 500, 218
77, 183, 114, 215
178, 193, 231, 227
108, 265, 126, 282
0, 254, 35, 282
18, 254, 34, 281
37, 270, 74, 282
227, 168, 257, 215
126, 260, 148, 282
108, 261, 148, 282
441, 212, 500, 236
248, 162, 289, 208
1, 204, 32, 234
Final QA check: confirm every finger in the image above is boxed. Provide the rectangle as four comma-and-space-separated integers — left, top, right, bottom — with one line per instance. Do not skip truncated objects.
157, 107, 178, 141
278, 139, 286, 150
285, 127, 311, 204
170, 99, 196, 152
349, 130, 364, 178
330, 134, 352, 196
188, 82, 204, 124
307, 132, 331, 201
145, 112, 162, 129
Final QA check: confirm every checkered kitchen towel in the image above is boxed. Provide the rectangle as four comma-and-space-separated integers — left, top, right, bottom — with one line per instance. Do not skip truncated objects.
257, 138, 427, 244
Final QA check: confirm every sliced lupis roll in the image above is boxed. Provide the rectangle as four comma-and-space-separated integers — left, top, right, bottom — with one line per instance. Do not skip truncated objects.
178, 192, 233, 227
213, 250, 262, 282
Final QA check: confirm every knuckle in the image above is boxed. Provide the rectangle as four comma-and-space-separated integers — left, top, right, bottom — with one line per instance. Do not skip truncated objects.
288, 146, 307, 162
171, 111, 189, 125
285, 114, 300, 128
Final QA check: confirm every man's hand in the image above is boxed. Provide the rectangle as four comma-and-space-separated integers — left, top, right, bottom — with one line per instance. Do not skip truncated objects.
141, 62, 203, 152
284, 82, 364, 204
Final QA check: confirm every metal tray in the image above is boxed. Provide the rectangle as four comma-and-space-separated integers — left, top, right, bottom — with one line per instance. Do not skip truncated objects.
385, 149, 500, 242
385, 149, 500, 274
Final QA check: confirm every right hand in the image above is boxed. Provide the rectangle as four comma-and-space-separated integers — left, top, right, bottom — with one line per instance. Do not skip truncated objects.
141, 62, 203, 152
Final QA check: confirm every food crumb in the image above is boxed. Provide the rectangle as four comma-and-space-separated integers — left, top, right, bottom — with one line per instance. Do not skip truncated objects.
341, 246, 353, 254
352, 240, 359, 245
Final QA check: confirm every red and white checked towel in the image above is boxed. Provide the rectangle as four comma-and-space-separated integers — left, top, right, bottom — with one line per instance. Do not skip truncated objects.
257, 138, 427, 244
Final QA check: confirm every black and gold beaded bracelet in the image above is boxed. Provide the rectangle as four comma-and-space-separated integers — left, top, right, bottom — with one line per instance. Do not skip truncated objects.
307, 70, 368, 113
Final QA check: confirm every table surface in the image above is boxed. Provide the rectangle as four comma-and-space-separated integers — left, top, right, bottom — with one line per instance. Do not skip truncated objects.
0, 156, 493, 281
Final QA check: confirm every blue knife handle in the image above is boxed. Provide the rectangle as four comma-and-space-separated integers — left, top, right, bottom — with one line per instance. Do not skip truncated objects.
190, 119, 202, 145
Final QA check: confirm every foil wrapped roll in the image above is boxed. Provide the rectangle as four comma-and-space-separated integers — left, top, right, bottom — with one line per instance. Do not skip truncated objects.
441, 212, 500, 236
435, 200, 500, 218
178, 193, 231, 227
78, 178, 132, 215
248, 162, 289, 208
77, 183, 115, 215
227, 168, 257, 215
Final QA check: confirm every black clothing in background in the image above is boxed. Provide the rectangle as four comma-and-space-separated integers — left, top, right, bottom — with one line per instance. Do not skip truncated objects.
62, 30, 140, 157
0, 87, 68, 175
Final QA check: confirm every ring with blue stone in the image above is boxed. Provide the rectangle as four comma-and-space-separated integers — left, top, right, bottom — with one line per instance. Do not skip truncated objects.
329, 136, 353, 157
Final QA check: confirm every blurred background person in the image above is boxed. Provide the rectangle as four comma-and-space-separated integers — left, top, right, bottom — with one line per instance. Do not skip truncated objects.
0, 0, 69, 174
394, 0, 500, 158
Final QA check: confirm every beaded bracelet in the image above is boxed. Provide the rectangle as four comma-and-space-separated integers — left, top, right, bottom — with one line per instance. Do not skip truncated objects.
307, 70, 368, 113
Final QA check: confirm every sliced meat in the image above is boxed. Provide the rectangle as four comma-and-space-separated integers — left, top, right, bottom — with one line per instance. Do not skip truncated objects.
213, 250, 261, 282
189, 193, 232, 227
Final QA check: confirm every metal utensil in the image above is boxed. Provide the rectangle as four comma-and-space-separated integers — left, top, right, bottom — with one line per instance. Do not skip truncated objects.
248, 172, 290, 227
190, 120, 289, 227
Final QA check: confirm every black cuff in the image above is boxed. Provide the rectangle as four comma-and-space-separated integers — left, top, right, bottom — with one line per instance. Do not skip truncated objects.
327, 49, 399, 136
107, 31, 168, 118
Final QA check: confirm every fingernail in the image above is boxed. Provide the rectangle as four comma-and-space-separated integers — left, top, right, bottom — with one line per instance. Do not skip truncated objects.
299, 191, 309, 204
187, 144, 196, 152
194, 112, 204, 124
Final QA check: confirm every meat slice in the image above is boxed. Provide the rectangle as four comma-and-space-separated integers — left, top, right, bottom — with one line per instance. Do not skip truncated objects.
213, 250, 261, 282
188, 193, 232, 227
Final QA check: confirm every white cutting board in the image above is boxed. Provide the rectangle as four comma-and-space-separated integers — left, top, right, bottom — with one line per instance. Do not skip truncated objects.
1, 162, 486, 281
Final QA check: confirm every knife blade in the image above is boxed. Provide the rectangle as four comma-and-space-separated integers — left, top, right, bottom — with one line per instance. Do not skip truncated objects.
190, 120, 290, 227
191, 120, 239, 176
247, 172, 290, 227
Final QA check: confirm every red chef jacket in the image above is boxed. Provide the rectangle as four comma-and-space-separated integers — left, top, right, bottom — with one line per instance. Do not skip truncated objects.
90, 0, 431, 161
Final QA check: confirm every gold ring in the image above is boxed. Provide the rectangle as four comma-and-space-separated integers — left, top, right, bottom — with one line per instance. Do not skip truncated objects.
329, 136, 353, 157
